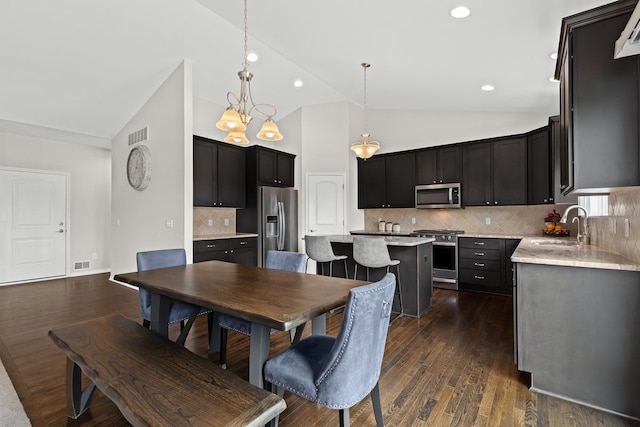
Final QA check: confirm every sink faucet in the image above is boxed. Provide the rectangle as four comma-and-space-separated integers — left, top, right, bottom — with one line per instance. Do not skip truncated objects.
560, 205, 590, 244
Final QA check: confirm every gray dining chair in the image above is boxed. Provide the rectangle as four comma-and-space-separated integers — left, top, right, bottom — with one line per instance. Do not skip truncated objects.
217, 250, 308, 368
136, 249, 213, 345
305, 235, 348, 277
264, 273, 396, 427
352, 237, 404, 323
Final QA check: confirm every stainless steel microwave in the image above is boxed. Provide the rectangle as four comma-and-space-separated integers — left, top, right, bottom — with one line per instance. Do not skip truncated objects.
415, 183, 462, 209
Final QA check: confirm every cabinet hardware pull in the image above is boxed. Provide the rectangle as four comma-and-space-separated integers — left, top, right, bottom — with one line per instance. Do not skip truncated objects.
474, 242, 484, 246
207, 244, 214, 248
474, 262, 485, 267
474, 275, 485, 280
240, 241, 247, 245
474, 252, 485, 256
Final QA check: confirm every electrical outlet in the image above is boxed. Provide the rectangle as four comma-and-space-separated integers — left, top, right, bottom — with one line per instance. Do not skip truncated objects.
485, 217, 491, 225
208, 219, 213, 226
411, 217, 416, 224
166, 219, 174, 228
624, 218, 630, 237
92, 253, 98, 260
224, 218, 230, 226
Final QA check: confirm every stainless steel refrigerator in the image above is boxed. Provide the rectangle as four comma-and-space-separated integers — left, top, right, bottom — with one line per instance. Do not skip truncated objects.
237, 186, 298, 267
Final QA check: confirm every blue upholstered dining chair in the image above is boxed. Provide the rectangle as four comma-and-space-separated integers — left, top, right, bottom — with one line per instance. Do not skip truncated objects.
264, 273, 396, 427
136, 249, 213, 345
217, 250, 307, 368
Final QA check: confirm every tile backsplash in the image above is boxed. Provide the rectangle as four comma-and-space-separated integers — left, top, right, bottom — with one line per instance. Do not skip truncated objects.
193, 207, 236, 237
589, 187, 640, 263
365, 204, 578, 236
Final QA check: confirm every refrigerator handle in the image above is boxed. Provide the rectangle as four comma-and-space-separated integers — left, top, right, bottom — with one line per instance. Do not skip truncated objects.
277, 202, 285, 251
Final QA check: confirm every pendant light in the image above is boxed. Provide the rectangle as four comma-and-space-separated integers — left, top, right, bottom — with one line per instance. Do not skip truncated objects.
351, 63, 380, 159
215, 0, 283, 144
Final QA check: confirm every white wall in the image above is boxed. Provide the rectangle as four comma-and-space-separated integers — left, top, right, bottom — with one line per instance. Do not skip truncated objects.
110, 60, 193, 275
0, 131, 111, 273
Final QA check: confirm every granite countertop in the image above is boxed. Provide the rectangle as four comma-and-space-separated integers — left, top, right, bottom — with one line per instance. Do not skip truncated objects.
350, 229, 413, 237
326, 234, 434, 247
193, 233, 258, 241
462, 232, 542, 239
512, 237, 640, 272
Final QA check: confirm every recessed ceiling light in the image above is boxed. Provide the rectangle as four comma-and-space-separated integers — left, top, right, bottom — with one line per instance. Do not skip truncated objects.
293, 79, 304, 88
450, 6, 471, 19
247, 52, 258, 62
549, 52, 558, 60
481, 84, 495, 91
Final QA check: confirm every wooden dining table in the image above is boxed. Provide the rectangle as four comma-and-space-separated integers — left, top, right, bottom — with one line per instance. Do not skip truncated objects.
114, 260, 365, 387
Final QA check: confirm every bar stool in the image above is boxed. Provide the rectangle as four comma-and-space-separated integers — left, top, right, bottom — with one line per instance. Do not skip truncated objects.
352, 237, 404, 323
304, 235, 349, 278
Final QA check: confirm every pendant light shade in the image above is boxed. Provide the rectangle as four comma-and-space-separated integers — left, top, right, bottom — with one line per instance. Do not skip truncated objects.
224, 130, 250, 145
256, 118, 283, 141
351, 63, 381, 159
216, 0, 282, 144
351, 133, 380, 159
216, 108, 246, 132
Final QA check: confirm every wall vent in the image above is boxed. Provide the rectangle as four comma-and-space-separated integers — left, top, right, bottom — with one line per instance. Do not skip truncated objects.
73, 261, 91, 271
128, 126, 149, 146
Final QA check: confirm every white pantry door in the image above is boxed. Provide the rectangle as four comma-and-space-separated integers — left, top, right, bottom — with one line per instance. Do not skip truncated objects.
0, 168, 68, 283
306, 174, 345, 236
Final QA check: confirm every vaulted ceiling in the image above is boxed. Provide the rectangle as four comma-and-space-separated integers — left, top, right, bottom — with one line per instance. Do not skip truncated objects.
0, 0, 613, 141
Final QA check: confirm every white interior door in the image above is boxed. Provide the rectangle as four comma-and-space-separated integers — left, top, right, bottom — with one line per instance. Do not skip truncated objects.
0, 168, 68, 283
307, 174, 345, 236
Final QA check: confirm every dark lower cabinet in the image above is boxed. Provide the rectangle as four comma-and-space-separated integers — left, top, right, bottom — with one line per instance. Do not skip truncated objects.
458, 237, 520, 295
193, 237, 257, 266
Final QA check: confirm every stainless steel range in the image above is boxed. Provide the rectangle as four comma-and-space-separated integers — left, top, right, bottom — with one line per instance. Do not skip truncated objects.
410, 229, 465, 290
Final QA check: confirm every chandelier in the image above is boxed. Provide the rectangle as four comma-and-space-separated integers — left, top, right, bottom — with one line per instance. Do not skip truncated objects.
351, 63, 380, 159
215, 0, 283, 144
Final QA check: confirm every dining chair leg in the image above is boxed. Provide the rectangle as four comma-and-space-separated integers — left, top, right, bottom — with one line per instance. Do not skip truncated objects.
329, 260, 333, 277
370, 382, 384, 427
219, 328, 227, 369
343, 259, 348, 279
304, 257, 310, 273
353, 264, 358, 280
339, 408, 350, 427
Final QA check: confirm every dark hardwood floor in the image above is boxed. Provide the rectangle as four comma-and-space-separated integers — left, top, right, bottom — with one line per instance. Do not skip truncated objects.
0, 273, 637, 426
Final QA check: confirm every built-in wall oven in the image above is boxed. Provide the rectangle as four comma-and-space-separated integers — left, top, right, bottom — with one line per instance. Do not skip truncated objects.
410, 229, 464, 290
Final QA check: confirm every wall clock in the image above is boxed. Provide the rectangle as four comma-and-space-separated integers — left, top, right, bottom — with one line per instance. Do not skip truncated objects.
127, 145, 152, 191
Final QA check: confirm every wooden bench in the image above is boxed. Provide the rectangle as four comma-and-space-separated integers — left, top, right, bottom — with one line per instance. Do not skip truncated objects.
48, 314, 286, 426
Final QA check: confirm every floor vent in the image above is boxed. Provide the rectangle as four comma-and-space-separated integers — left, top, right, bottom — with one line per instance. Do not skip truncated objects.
73, 261, 91, 271
128, 126, 149, 146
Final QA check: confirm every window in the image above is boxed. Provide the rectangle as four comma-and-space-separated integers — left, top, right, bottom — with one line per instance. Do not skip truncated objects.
577, 195, 609, 217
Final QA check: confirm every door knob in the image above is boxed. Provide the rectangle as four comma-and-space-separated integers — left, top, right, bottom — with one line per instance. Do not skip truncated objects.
55, 229, 64, 233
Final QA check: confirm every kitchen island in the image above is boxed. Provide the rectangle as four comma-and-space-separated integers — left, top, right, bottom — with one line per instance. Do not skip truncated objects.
512, 238, 640, 420
322, 235, 434, 317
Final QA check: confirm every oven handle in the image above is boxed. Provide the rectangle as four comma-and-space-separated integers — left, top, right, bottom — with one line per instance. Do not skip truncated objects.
432, 241, 456, 247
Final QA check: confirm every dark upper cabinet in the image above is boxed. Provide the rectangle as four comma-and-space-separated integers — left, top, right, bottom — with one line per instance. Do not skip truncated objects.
416, 145, 461, 185
357, 152, 416, 209
527, 126, 553, 205
492, 137, 527, 205
386, 152, 416, 207
357, 157, 386, 209
462, 137, 527, 206
549, 116, 578, 204
193, 136, 246, 208
248, 146, 295, 187
462, 142, 492, 206
556, 0, 640, 194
